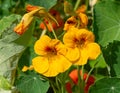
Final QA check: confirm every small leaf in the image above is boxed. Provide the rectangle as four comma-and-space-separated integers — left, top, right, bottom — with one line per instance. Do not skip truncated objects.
94, 1, 120, 46
89, 77, 120, 93
0, 75, 11, 90
16, 72, 49, 93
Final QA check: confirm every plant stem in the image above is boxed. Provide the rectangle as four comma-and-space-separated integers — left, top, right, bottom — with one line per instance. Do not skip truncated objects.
40, 29, 47, 38
81, 65, 84, 80
77, 66, 82, 93
85, 67, 94, 83
85, 0, 89, 11
74, 0, 81, 11
49, 21, 58, 39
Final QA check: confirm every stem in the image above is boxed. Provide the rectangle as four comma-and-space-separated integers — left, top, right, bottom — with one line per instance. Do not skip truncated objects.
74, 0, 81, 11
55, 77, 61, 92
48, 21, 58, 39
48, 78, 58, 93
51, 83, 57, 93
85, 0, 89, 12
40, 29, 47, 38
81, 65, 84, 80
85, 67, 94, 83
77, 66, 81, 93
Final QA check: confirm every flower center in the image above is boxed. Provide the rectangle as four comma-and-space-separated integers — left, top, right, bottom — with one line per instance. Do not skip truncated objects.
45, 46, 57, 56
73, 37, 86, 48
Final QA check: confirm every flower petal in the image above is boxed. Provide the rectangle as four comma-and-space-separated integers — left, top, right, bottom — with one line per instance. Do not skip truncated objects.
34, 35, 51, 55
43, 55, 72, 77
74, 48, 89, 65
63, 31, 77, 48
87, 43, 101, 60
32, 56, 49, 74
65, 47, 80, 62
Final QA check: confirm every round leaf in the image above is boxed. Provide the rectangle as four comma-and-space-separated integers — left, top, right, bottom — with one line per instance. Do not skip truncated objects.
89, 78, 120, 93
16, 73, 49, 93
94, 1, 120, 46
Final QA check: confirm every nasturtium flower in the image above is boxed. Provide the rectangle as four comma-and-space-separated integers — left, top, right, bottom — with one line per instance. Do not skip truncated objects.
64, 13, 88, 31
32, 35, 72, 77
64, 16, 78, 31
63, 27, 101, 65
14, 9, 40, 35
66, 69, 95, 93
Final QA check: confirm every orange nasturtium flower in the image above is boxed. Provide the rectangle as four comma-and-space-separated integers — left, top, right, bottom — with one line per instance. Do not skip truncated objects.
32, 35, 72, 77
64, 4, 88, 31
40, 9, 64, 32
66, 69, 95, 93
14, 9, 40, 35
64, 13, 88, 31
64, 16, 78, 31
63, 27, 101, 65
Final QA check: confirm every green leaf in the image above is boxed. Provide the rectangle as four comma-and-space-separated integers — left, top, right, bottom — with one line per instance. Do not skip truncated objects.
89, 53, 107, 68
27, 0, 57, 10
94, 1, 120, 46
0, 14, 21, 42
0, 75, 11, 90
0, 14, 33, 83
16, 72, 49, 93
103, 41, 120, 77
89, 77, 120, 93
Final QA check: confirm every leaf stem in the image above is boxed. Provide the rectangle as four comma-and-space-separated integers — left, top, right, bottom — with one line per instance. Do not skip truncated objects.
77, 66, 81, 93
85, 67, 94, 83
74, 0, 81, 11
40, 29, 47, 38
48, 21, 58, 39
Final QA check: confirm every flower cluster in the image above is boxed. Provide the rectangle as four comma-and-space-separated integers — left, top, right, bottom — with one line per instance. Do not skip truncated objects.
14, 3, 101, 93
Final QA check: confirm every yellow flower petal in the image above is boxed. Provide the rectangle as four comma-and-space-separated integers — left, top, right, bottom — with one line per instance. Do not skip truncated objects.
43, 55, 72, 77
65, 47, 80, 62
74, 48, 89, 65
63, 31, 77, 48
77, 13, 88, 28
22, 66, 29, 72
87, 43, 101, 60
34, 35, 51, 55
32, 56, 49, 74
29, 65, 34, 70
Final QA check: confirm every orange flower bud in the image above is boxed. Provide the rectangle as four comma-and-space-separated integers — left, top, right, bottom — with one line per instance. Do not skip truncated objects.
26, 4, 46, 17
26, 4, 39, 12
78, 12, 88, 28
14, 9, 40, 35
76, 5, 87, 14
